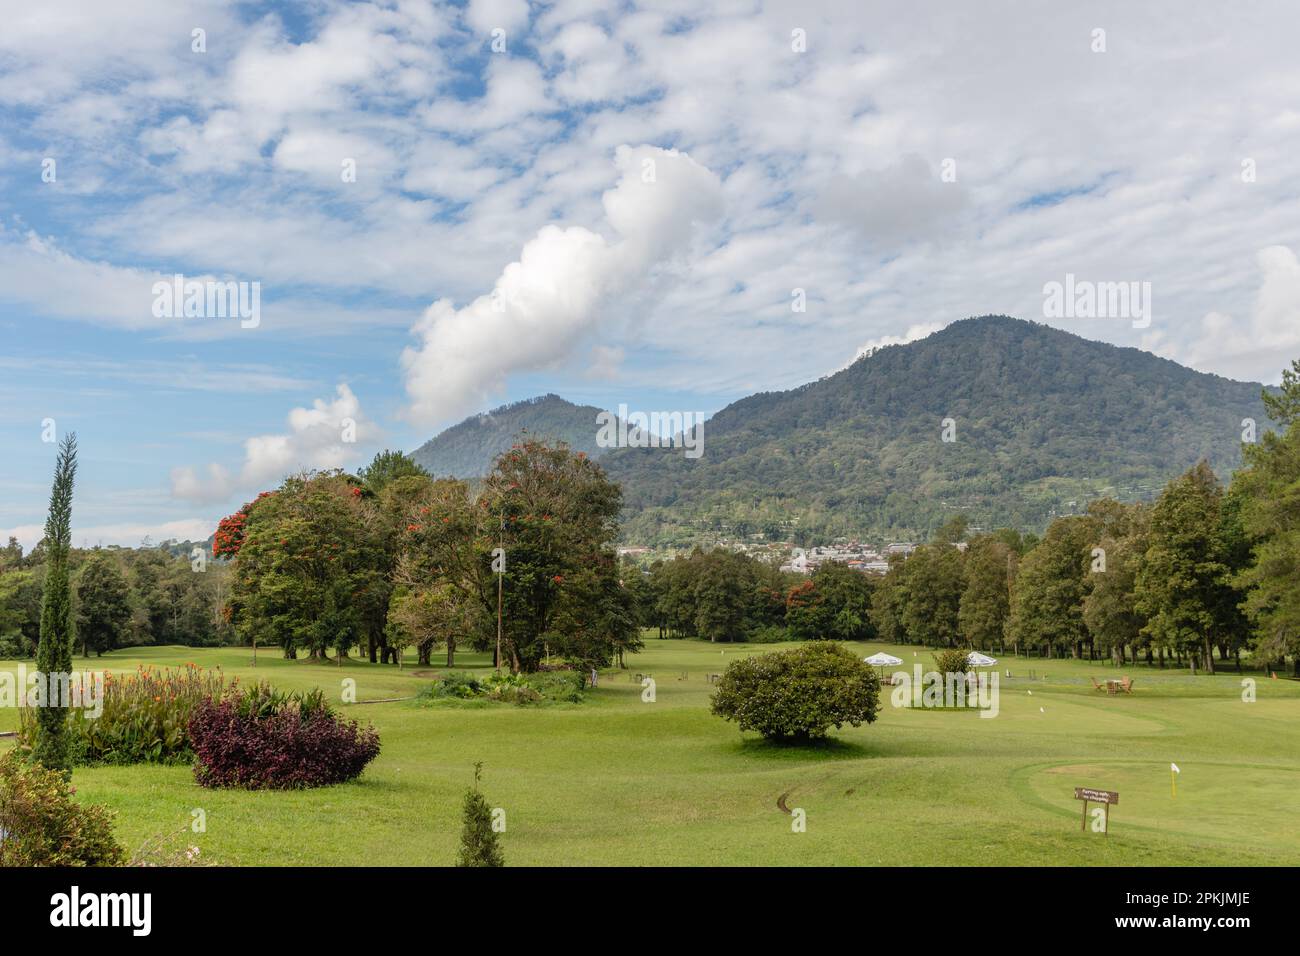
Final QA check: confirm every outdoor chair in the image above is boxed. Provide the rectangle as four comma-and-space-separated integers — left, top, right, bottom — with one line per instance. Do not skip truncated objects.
1120, 677, 1134, 694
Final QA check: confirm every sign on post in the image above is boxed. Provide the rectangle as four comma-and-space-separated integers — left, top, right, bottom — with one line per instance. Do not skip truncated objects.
1074, 787, 1118, 835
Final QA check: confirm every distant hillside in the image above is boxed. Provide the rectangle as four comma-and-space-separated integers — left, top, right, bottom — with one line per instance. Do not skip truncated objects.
410, 394, 613, 478
600, 315, 1276, 545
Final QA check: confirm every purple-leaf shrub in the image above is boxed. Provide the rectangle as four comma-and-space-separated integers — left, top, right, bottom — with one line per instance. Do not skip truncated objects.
188, 697, 380, 789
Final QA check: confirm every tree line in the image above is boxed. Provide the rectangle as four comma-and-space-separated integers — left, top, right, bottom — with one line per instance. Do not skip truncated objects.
628, 358, 1300, 676
0, 534, 230, 658
6, 359, 1297, 677
869, 361, 1300, 674
218, 442, 641, 672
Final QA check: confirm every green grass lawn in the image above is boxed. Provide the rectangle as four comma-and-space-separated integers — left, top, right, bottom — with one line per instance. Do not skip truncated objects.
3, 638, 1298, 866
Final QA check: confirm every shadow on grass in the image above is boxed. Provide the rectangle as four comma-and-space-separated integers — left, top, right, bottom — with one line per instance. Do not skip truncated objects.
728, 735, 874, 762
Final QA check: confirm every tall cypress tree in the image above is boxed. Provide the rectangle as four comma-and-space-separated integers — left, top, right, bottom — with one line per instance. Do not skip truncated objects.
34, 433, 77, 776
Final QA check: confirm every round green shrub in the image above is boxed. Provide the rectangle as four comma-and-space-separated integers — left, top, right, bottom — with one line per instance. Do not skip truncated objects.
932, 648, 971, 676
710, 642, 881, 742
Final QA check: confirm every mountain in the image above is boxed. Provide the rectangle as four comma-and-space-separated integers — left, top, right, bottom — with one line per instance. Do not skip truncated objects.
599, 315, 1276, 545
409, 394, 613, 478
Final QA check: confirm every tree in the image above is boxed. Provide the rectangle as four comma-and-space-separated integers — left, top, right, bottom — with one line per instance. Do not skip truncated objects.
228, 473, 390, 661
959, 536, 1015, 651
75, 552, 132, 656
899, 544, 965, 647
478, 441, 626, 671
1135, 461, 1245, 673
389, 475, 490, 666
212, 492, 274, 559
0, 537, 22, 572
34, 433, 77, 776
1231, 410, 1300, 672
0, 567, 43, 657
933, 514, 970, 545
1262, 357, 1300, 428
456, 762, 504, 867
386, 579, 477, 667
692, 551, 748, 643
548, 561, 643, 669
784, 579, 831, 640
358, 450, 429, 496
1007, 516, 1094, 658
804, 561, 876, 641
710, 642, 881, 742
1083, 531, 1148, 664
871, 554, 912, 644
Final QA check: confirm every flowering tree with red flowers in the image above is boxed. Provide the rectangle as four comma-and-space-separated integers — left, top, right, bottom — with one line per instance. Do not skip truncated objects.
212, 492, 274, 558
226, 474, 389, 660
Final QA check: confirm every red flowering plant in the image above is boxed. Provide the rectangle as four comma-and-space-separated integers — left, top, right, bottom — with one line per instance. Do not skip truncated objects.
212, 491, 274, 558
225, 473, 391, 660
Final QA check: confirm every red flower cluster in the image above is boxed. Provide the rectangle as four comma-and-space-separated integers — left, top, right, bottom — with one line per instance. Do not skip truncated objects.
212, 492, 273, 558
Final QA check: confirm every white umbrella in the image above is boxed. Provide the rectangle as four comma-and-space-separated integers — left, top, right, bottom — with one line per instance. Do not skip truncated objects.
967, 652, 998, 667
865, 652, 903, 685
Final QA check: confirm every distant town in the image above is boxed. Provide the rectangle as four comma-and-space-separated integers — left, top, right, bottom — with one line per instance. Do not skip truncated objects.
618, 539, 971, 574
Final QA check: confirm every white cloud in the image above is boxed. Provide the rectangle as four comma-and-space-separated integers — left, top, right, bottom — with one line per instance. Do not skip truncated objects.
171, 384, 378, 503
850, 323, 946, 367
464, 0, 532, 36
401, 144, 724, 426
1143, 245, 1300, 384
1, 520, 219, 554
6, 0, 1300, 538
587, 344, 625, 380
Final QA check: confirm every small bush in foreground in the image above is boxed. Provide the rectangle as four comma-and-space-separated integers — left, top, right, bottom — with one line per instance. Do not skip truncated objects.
188, 683, 379, 789
710, 642, 881, 742
0, 752, 124, 866
456, 762, 504, 867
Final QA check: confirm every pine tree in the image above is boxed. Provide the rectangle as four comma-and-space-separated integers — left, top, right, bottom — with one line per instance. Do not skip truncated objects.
34, 433, 77, 776
1261, 358, 1300, 428
456, 762, 504, 867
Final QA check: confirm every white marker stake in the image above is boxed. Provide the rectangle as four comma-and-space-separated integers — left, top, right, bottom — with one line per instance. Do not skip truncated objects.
1170, 762, 1181, 798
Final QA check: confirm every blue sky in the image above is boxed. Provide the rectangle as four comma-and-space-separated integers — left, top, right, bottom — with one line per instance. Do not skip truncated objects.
2, 0, 1300, 549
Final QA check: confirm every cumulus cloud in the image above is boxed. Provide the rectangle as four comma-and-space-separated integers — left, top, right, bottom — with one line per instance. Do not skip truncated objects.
849, 322, 946, 367
401, 145, 724, 426
171, 384, 377, 503
1142, 246, 1300, 384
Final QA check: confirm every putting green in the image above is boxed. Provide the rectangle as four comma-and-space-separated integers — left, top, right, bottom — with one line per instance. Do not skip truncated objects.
1026, 761, 1300, 854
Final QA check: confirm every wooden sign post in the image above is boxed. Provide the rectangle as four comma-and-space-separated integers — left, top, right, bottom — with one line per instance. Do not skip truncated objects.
1074, 787, 1118, 836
